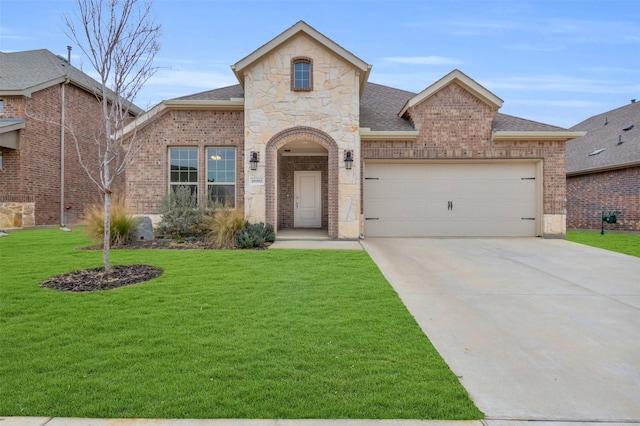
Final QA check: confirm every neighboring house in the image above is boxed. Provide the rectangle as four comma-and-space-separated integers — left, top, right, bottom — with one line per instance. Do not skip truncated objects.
122, 21, 583, 239
567, 101, 640, 231
0, 49, 142, 228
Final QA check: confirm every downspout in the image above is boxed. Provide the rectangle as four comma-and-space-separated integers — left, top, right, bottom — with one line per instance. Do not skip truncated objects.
60, 77, 70, 230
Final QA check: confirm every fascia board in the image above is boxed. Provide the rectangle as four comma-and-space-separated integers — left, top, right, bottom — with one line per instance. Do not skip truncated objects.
162, 99, 244, 110
117, 102, 167, 140
567, 160, 640, 176
0, 76, 67, 97
0, 121, 26, 134
493, 131, 586, 141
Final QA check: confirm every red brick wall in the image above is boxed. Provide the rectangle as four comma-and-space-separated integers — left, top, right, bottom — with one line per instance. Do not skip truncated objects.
362, 82, 568, 217
567, 166, 640, 231
125, 109, 245, 214
0, 84, 114, 226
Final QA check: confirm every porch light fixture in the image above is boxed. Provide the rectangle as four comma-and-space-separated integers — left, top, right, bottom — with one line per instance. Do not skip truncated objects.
344, 150, 353, 170
249, 151, 259, 171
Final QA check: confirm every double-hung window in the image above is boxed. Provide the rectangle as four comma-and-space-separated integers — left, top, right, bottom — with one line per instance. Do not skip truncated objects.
207, 147, 236, 207
169, 147, 198, 199
292, 57, 312, 91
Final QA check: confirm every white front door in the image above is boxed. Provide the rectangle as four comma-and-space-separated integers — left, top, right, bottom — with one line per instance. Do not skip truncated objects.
294, 171, 322, 228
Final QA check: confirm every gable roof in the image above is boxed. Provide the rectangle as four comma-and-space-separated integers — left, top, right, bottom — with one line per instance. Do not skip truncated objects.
399, 69, 503, 117
0, 49, 143, 115
231, 21, 372, 95
567, 101, 640, 175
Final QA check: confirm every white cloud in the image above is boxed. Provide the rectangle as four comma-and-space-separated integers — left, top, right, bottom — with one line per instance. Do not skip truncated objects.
382, 56, 462, 66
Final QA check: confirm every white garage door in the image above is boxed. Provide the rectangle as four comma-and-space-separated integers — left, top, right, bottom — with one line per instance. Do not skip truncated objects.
364, 162, 539, 237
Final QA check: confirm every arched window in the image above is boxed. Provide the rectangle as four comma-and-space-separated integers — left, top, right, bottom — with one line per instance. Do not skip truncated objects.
291, 57, 313, 91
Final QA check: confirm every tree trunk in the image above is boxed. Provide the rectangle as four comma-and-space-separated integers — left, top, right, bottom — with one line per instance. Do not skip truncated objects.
103, 190, 111, 272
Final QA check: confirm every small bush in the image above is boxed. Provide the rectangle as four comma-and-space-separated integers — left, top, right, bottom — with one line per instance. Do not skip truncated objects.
205, 208, 246, 248
156, 186, 211, 238
236, 222, 275, 249
83, 197, 136, 247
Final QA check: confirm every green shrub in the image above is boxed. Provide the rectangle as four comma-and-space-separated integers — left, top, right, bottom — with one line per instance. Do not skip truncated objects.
205, 208, 246, 248
83, 197, 136, 247
236, 222, 275, 249
156, 186, 211, 238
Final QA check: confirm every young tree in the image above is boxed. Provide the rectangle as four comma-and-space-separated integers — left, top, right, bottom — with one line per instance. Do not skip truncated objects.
64, 0, 160, 272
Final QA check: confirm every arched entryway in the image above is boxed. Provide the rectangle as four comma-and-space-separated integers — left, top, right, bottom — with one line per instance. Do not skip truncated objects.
265, 127, 339, 239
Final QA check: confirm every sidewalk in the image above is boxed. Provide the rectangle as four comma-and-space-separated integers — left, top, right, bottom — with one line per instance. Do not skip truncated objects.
3, 418, 638, 426
1, 419, 482, 426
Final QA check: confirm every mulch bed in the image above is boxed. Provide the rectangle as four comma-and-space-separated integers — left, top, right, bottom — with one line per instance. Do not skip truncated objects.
40, 264, 164, 292
41, 237, 269, 293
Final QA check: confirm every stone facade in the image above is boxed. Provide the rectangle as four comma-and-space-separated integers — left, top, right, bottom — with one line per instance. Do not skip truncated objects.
567, 166, 640, 232
243, 33, 361, 238
0, 197, 35, 228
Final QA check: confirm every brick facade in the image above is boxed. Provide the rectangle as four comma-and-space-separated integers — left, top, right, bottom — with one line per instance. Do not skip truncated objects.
567, 166, 640, 231
362, 82, 568, 219
0, 83, 106, 226
125, 109, 245, 214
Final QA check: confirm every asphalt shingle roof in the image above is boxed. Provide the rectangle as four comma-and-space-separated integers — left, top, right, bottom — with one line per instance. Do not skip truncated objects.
168, 81, 573, 135
567, 101, 640, 174
0, 49, 143, 115
173, 85, 245, 101
492, 113, 567, 132
359, 82, 416, 131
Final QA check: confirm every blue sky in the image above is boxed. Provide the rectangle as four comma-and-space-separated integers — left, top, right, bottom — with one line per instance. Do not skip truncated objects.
1, 0, 639, 128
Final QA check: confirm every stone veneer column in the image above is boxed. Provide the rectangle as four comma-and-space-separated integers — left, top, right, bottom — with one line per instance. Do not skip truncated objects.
242, 34, 361, 239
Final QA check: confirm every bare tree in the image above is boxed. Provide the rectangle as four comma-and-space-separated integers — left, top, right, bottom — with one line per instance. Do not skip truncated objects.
64, 0, 160, 272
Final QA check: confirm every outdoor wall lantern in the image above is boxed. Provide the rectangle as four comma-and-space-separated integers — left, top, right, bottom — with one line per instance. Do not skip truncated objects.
344, 150, 353, 170
249, 151, 259, 171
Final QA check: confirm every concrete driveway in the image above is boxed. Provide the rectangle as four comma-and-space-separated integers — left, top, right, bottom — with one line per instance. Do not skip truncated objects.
361, 238, 640, 422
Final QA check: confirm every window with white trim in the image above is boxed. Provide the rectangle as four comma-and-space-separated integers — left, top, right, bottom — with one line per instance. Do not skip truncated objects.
169, 147, 198, 199
207, 147, 236, 207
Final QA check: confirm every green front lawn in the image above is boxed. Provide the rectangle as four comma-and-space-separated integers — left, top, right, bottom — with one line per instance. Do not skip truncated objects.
0, 229, 481, 419
566, 230, 640, 257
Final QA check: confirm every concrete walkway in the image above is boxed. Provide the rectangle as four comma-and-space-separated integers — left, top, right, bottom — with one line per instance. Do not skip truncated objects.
269, 229, 363, 250
361, 238, 640, 422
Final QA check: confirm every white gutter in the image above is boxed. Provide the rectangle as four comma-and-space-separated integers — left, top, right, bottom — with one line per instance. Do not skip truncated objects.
567, 160, 640, 177
360, 128, 419, 140
493, 131, 586, 141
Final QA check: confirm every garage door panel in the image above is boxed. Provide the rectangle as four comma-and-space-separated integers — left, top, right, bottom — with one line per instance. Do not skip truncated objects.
364, 162, 538, 237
